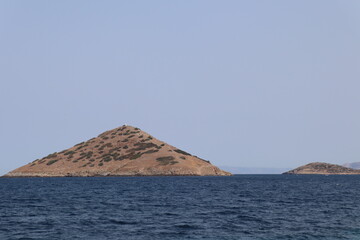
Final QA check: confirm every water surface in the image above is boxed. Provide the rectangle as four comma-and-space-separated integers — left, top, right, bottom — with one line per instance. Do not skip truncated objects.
1, 175, 360, 239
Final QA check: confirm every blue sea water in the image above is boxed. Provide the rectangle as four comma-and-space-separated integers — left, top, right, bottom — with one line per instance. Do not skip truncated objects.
1, 175, 360, 240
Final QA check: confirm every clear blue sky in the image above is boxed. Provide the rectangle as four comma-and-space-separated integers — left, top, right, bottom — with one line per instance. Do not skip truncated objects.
1, 0, 359, 175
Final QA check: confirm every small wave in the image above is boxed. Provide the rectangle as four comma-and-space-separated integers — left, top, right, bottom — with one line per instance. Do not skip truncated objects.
109, 219, 138, 225
214, 210, 238, 215
175, 224, 200, 229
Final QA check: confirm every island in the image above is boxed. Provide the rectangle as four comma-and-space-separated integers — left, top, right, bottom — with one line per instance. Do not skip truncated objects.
4, 125, 231, 177
283, 162, 360, 175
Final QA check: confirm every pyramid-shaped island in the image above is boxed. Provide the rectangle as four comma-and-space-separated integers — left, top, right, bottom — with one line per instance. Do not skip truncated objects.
4, 125, 231, 177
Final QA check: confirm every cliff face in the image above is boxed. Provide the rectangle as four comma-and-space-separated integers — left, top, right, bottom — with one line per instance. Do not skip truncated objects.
4, 125, 231, 177
283, 162, 360, 175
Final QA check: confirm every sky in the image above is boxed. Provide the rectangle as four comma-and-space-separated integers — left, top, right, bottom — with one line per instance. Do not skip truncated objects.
1, 0, 360, 175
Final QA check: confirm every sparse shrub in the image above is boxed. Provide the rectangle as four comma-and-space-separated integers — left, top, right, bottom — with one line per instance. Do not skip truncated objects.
157, 156, 175, 161
78, 151, 93, 160
109, 153, 120, 160
174, 149, 191, 156
75, 145, 84, 151
111, 152, 120, 159
142, 149, 159, 154
99, 143, 113, 151
130, 152, 142, 160
156, 156, 178, 165
200, 159, 210, 164
74, 141, 85, 147
109, 147, 121, 153
132, 142, 157, 151
98, 162, 103, 166
38, 159, 46, 164
64, 151, 75, 156
103, 155, 112, 162
45, 152, 58, 159
47, 159, 58, 165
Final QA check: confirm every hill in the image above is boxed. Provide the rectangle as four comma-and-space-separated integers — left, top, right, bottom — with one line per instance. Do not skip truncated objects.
283, 162, 360, 175
4, 125, 231, 177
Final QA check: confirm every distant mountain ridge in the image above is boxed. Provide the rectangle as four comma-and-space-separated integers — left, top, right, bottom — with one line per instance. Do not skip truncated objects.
219, 166, 291, 174
343, 162, 360, 169
4, 125, 231, 177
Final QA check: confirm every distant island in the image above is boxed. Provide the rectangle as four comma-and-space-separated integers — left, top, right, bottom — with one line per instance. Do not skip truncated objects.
4, 125, 231, 177
283, 162, 360, 175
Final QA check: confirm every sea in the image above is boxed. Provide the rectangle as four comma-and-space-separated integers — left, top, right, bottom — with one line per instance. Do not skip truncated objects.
1, 175, 360, 240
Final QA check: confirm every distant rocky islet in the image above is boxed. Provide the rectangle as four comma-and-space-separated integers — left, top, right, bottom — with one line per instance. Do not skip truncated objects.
283, 162, 360, 175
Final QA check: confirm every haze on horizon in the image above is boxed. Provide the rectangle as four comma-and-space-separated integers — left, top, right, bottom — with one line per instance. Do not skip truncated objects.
1, 1, 359, 175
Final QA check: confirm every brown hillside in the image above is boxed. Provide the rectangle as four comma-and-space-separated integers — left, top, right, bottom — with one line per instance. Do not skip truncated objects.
4, 125, 231, 177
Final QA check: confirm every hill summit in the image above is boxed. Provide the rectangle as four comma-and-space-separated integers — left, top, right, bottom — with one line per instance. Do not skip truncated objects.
4, 125, 231, 177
